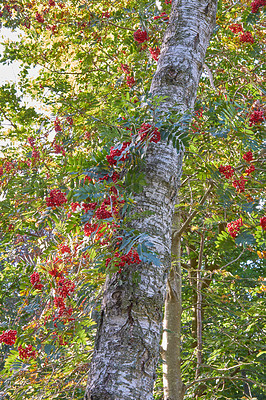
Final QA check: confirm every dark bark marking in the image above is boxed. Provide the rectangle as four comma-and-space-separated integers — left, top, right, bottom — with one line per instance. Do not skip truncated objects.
127, 302, 134, 325
193, 33, 200, 50
111, 289, 122, 306
95, 310, 104, 350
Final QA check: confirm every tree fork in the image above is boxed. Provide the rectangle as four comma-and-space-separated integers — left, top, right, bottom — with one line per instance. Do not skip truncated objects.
85, 1, 218, 399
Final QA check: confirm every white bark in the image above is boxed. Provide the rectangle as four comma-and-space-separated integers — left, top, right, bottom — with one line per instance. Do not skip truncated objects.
85, 1, 217, 399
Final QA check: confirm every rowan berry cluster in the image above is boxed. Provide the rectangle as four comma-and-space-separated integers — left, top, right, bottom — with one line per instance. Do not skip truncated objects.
27, 136, 40, 162
245, 165, 255, 175
50, 271, 75, 324
229, 24, 243, 33
46, 189, 67, 207
82, 202, 97, 213
111, 172, 120, 183
99, 174, 110, 182
249, 110, 264, 126
54, 333, 68, 346
105, 249, 141, 271
66, 116, 73, 125
233, 176, 247, 193
133, 29, 149, 43
251, 0, 266, 13
121, 64, 130, 74
101, 11, 110, 18
54, 296, 73, 320
30, 272, 44, 290
18, 344, 37, 360
49, 264, 63, 278
227, 218, 243, 238
58, 277, 75, 298
4, 161, 13, 172
260, 217, 266, 230
54, 118, 62, 132
0, 330, 17, 345
32, 149, 40, 160
149, 47, 160, 61
153, 12, 169, 21
243, 151, 254, 162
84, 222, 99, 236
219, 165, 234, 179
35, 12, 44, 23
84, 131, 91, 140
54, 144, 66, 156
28, 136, 35, 147
71, 202, 82, 212
239, 31, 254, 43
95, 204, 113, 219
0, 161, 13, 176
106, 142, 131, 166
54, 296, 65, 309
138, 123, 161, 143
60, 244, 71, 254
126, 76, 136, 87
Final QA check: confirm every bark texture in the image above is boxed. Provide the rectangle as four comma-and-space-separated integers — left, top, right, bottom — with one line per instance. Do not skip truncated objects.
85, 1, 217, 399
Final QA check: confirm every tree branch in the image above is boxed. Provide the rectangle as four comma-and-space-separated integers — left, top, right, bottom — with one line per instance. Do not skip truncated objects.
186, 375, 265, 390
173, 183, 214, 237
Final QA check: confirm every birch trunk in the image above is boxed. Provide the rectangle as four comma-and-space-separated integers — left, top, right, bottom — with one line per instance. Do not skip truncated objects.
85, 1, 217, 399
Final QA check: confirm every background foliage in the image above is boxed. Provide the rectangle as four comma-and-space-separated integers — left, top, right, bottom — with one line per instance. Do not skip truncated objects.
0, 0, 265, 399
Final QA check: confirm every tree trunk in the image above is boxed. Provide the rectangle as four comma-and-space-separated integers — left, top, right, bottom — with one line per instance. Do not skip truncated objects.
195, 234, 204, 382
85, 1, 218, 399
162, 209, 185, 400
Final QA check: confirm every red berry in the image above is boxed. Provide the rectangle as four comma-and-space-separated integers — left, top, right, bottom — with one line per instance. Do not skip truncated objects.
260, 216, 266, 230
243, 151, 254, 162
245, 165, 255, 175
138, 123, 161, 143
249, 110, 264, 126
18, 344, 37, 360
227, 218, 243, 238
0, 330, 17, 345
251, 0, 266, 13
239, 31, 254, 44
126, 75, 136, 87
46, 189, 67, 207
229, 24, 243, 34
149, 47, 160, 61
232, 176, 247, 193
219, 165, 234, 179
133, 29, 149, 43
35, 12, 44, 23
121, 64, 130, 74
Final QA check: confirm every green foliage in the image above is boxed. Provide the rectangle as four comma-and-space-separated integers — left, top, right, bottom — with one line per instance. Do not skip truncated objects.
0, 0, 265, 399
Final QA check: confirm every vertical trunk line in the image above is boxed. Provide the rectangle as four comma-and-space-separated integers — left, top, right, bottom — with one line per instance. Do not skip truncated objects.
195, 233, 204, 381
162, 208, 185, 400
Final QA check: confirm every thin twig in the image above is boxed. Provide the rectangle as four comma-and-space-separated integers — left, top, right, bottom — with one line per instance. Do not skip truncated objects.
203, 63, 217, 91
173, 183, 214, 237
186, 375, 265, 390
